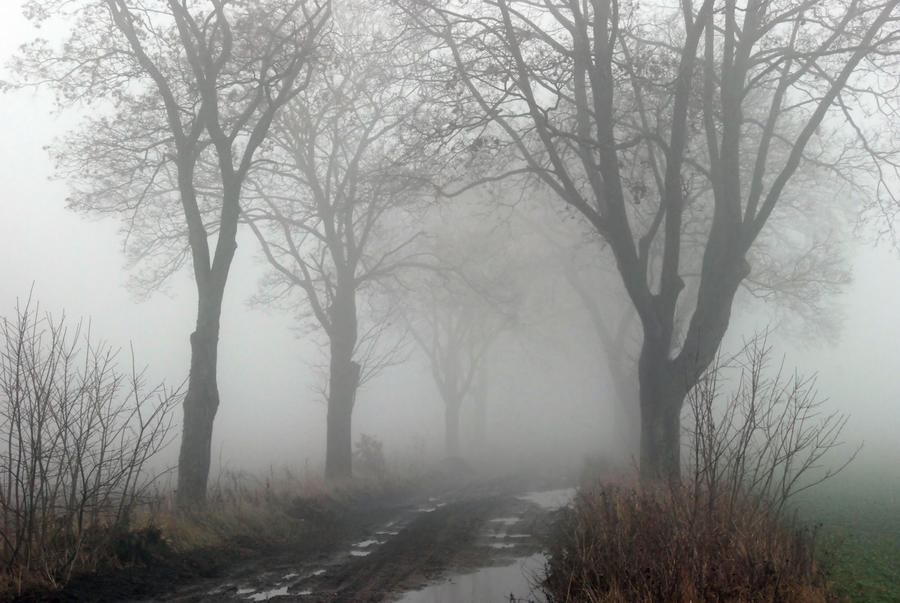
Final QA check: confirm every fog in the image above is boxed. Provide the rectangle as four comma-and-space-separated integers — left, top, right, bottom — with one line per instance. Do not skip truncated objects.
0, 2, 900, 486
1, 0, 898, 485
5, 2, 900, 600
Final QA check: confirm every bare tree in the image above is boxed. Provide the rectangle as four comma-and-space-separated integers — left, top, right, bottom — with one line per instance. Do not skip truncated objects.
407, 287, 508, 458
244, 18, 428, 478
9, 0, 329, 505
401, 228, 520, 458
399, 0, 900, 480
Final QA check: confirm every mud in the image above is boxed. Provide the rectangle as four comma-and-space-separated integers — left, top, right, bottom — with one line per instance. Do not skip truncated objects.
17, 473, 572, 603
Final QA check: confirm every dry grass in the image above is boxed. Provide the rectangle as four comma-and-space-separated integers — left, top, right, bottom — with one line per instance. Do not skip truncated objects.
151, 467, 413, 553
1, 466, 414, 597
544, 481, 832, 602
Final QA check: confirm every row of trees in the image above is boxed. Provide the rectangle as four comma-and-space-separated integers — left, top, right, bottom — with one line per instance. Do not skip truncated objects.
10, 0, 900, 505
398, 0, 900, 479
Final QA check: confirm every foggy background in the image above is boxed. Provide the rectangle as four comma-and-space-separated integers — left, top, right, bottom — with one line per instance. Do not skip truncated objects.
0, 1, 897, 483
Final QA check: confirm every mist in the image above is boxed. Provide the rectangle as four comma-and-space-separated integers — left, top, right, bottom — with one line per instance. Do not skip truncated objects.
1, 1, 898, 600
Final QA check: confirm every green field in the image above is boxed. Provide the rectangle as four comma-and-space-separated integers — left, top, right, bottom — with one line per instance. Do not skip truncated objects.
797, 463, 900, 602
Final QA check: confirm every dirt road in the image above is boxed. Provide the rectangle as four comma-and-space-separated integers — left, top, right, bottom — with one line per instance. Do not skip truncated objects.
150, 477, 571, 602
22, 472, 573, 603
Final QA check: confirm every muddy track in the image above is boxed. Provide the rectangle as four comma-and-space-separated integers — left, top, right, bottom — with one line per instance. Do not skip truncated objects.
20, 476, 571, 602
177, 485, 565, 603
312, 497, 510, 601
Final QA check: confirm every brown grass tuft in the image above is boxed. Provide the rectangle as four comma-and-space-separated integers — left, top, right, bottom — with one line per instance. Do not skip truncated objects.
544, 482, 832, 602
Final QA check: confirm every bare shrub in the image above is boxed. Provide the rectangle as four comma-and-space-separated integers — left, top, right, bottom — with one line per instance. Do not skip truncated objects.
686, 331, 857, 523
0, 296, 179, 589
354, 434, 387, 478
544, 333, 852, 602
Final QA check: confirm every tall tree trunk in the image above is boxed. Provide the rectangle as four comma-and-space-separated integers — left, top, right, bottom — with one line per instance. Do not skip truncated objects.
604, 344, 640, 455
325, 349, 360, 479
471, 389, 487, 453
325, 285, 359, 480
174, 165, 240, 508
176, 294, 222, 508
638, 340, 686, 482
445, 399, 461, 458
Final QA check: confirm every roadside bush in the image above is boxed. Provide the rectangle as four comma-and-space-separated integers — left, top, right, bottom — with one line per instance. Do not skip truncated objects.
354, 433, 387, 478
545, 483, 828, 602
0, 296, 179, 592
544, 333, 851, 602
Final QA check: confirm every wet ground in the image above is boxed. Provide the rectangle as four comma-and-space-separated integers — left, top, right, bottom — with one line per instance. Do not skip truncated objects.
142, 481, 575, 603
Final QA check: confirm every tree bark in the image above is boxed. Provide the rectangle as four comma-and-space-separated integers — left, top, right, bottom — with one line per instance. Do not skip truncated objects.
638, 340, 686, 482
176, 296, 222, 508
325, 354, 360, 479
635, 254, 749, 482
325, 286, 360, 479
175, 176, 239, 508
445, 400, 461, 458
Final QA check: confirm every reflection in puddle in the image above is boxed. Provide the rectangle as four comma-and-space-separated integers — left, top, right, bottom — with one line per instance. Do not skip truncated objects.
247, 585, 289, 601
396, 554, 546, 603
350, 550, 371, 557
518, 488, 577, 511
489, 517, 520, 525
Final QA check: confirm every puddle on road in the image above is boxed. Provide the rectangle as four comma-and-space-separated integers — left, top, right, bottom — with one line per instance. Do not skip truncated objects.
517, 488, 577, 511
489, 516, 520, 526
247, 585, 290, 601
398, 488, 576, 602
396, 554, 547, 603
245, 585, 314, 600
230, 566, 328, 600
